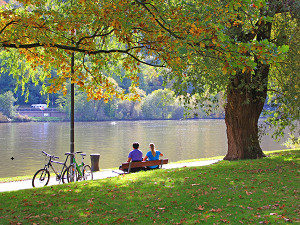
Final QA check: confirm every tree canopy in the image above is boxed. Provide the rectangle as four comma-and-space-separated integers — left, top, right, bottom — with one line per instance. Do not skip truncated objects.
1, 0, 299, 159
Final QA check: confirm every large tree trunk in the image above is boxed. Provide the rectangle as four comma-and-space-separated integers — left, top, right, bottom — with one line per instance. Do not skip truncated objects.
223, 72, 267, 160
223, 18, 272, 160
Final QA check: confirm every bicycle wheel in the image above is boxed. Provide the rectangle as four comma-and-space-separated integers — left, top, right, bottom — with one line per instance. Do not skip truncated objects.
61, 167, 69, 184
83, 165, 93, 181
67, 165, 78, 183
32, 169, 50, 187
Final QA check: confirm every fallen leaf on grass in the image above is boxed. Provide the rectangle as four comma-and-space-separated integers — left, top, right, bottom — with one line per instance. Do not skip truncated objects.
198, 205, 204, 210
210, 208, 222, 212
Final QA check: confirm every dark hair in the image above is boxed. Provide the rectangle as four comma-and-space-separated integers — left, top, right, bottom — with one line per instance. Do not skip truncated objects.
133, 142, 139, 149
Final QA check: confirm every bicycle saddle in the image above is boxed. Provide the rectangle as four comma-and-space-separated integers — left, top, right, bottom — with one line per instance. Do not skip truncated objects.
65, 152, 74, 155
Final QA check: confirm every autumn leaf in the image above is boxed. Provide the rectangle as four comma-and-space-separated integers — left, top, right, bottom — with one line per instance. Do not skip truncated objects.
198, 205, 204, 210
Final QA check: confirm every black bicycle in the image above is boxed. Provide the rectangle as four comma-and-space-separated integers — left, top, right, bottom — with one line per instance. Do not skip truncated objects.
32, 151, 73, 187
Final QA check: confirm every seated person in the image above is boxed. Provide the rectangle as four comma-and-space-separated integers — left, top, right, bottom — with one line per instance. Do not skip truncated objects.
120, 142, 143, 172
143, 143, 163, 169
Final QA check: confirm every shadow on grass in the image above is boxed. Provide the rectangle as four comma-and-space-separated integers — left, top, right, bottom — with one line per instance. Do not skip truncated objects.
0, 150, 299, 224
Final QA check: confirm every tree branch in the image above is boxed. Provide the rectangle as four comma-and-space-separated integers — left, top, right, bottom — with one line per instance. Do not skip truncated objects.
1, 41, 165, 67
134, 0, 184, 40
0, 20, 18, 35
76, 28, 115, 46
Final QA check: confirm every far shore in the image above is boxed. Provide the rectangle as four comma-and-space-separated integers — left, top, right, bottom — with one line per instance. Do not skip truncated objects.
0, 117, 226, 124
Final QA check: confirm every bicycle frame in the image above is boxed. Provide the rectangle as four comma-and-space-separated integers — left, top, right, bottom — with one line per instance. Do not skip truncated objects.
71, 156, 85, 177
42, 152, 70, 181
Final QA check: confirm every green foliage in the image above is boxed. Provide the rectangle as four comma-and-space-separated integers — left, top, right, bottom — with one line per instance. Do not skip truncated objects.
263, 14, 300, 140
141, 89, 182, 119
0, 59, 58, 106
12, 114, 31, 122
56, 87, 106, 121
0, 150, 298, 224
30, 117, 61, 122
0, 91, 17, 117
0, 111, 9, 122
115, 100, 141, 120
0, 50, 49, 103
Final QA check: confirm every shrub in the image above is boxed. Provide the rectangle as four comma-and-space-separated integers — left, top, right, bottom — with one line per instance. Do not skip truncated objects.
116, 100, 141, 120
0, 91, 17, 118
12, 114, 31, 122
0, 112, 10, 122
141, 89, 177, 119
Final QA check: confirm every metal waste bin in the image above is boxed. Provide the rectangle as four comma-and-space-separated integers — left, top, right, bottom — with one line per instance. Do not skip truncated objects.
90, 154, 100, 172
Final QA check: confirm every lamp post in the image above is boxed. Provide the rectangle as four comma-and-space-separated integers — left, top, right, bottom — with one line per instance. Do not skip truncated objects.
70, 51, 75, 164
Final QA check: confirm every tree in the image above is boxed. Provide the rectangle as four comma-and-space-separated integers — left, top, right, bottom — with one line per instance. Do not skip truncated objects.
1, 0, 298, 160
132, 0, 299, 160
141, 89, 177, 119
0, 0, 165, 102
0, 91, 17, 117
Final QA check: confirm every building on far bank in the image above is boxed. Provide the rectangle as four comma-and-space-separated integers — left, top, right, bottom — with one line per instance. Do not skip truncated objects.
17, 107, 65, 118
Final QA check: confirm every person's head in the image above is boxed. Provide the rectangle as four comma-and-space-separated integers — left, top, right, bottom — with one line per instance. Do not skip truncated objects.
133, 142, 139, 149
149, 143, 155, 151
149, 143, 156, 156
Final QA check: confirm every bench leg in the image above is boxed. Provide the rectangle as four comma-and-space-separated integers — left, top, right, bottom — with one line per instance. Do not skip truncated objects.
128, 162, 132, 173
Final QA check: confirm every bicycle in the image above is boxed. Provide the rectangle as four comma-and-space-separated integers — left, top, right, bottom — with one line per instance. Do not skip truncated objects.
67, 151, 93, 183
32, 151, 73, 187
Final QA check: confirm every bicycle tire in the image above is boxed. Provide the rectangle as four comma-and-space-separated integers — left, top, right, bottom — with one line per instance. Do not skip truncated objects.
66, 165, 79, 183
32, 169, 50, 187
83, 165, 93, 181
61, 167, 69, 184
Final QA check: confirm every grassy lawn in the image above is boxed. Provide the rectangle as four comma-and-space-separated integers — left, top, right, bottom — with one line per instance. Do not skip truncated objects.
0, 150, 299, 224
1, 149, 297, 183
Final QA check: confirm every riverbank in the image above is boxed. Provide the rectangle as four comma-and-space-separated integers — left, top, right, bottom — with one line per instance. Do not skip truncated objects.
0, 150, 298, 224
0, 150, 295, 183
0, 159, 221, 192
0, 156, 223, 183
0, 116, 227, 123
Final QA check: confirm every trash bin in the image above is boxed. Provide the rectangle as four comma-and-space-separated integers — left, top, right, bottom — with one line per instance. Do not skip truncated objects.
90, 154, 100, 172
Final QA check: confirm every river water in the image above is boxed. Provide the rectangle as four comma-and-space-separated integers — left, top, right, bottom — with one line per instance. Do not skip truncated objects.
0, 120, 286, 178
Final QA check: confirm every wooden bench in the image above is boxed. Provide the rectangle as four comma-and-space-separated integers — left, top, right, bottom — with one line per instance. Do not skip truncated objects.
120, 159, 169, 173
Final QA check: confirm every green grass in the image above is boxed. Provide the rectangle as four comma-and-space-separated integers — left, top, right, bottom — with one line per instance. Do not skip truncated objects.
0, 175, 33, 183
0, 173, 58, 183
169, 155, 224, 164
0, 149, 297, 183
0, 150, 299, 224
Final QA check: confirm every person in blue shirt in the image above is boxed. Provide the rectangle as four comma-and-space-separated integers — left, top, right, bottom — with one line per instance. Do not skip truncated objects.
143, 143, 164, 169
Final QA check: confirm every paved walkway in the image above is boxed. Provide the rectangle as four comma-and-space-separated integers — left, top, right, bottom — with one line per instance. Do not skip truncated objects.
0, 159, 221, 192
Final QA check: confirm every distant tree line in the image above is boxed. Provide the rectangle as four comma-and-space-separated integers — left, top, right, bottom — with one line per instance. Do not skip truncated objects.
57, 88, 225, 121
0, 59, 225, 121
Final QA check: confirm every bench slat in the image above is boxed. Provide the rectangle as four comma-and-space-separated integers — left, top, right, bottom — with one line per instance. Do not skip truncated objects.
121, 159, 168, 170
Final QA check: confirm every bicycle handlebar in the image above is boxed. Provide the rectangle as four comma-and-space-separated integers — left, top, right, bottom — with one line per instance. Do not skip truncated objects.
65, 151, 85, 155
42, 151, 59, 159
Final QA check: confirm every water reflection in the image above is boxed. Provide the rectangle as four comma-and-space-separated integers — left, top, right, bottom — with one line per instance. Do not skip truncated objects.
0, 120, 286, 178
